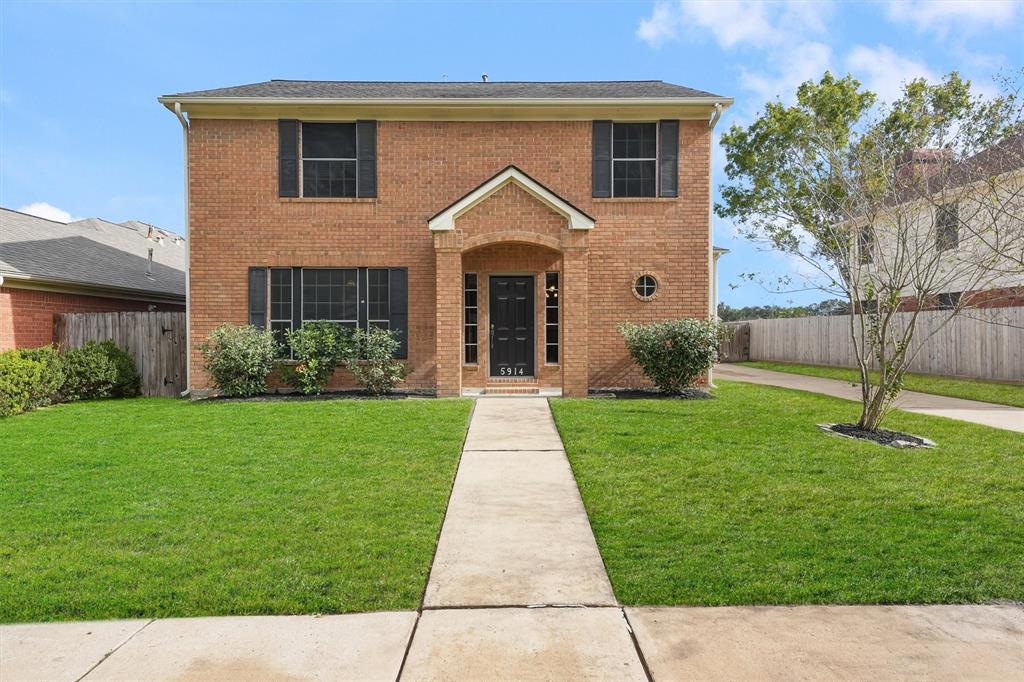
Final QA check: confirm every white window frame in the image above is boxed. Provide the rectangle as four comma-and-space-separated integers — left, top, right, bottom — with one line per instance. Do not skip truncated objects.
300, 267, 360, 327
544, 271, 559, 365
299, 122, 358, 199
611, 121, 659, 198
464, 272, 479, 365
366, 268, 390, 332
268, 267, 294, 358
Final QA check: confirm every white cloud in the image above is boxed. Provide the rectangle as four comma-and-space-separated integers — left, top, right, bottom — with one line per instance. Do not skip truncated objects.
885, 0, 1019, 33
740, 42, 833, 104
845, 45, 937, 103
17, 202, 80, 223
636, 0, 831, 49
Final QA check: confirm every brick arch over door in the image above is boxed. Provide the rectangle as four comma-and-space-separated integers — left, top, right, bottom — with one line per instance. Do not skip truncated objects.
461, 230, 564, 255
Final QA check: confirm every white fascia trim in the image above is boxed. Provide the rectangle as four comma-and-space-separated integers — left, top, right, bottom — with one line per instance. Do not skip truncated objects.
159, 96, 736, 108
428, 167, 595, 231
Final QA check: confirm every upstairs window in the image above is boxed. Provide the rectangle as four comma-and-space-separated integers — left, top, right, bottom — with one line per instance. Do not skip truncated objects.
935, 203, 959, 252
302, 123, 357, 198
613, 123, 657, 197
592, 120, 678, 198
858, 226, 875, 264
278, 120, 376, 198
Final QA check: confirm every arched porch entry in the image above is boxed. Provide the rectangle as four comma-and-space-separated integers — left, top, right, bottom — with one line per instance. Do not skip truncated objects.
429, 166, 593, 397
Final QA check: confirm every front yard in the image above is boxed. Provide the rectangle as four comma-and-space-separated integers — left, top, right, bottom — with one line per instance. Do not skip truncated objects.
0, 397, 471, 623
552, 382, 1024, 606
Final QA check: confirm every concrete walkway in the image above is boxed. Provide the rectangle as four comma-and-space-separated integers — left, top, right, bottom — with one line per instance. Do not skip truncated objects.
716, 363, 1024, 432
4, 396, 1023, 680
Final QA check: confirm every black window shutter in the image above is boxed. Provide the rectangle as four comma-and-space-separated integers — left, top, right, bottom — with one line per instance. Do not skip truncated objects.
356, 120, 377, 198
248, 267, 267, 328
659, 120, 679, 198
389, 268, 408, 359
278, 120, 299, 197
592, 120, 612, 198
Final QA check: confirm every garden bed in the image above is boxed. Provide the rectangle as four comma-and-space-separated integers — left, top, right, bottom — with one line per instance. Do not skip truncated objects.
818, 422, 935, 449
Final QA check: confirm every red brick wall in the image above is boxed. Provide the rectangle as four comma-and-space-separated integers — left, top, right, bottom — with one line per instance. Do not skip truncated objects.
187, 118, 711, 392
0, 286, 184, 351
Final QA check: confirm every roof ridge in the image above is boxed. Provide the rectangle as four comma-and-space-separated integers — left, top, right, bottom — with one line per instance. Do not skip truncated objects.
0, 206, 69, 226
265, 79, 667, 84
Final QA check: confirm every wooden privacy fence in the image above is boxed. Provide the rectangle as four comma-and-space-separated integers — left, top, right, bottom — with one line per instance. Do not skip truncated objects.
53, 312, 186, 396
723, 308, 1024, 383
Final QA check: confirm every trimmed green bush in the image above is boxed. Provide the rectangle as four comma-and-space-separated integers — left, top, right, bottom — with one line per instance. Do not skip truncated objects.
283, 321, 357, 395
618, 318, 726, 394
97, 340, 141, 398
348, 327, 407, 395
0, 350, 46, 417
61, 342, 118, 401
199, 324, 279, 397
17, 345, 65, 409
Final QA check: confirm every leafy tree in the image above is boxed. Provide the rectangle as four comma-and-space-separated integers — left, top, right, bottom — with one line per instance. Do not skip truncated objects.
718, 71, 1022, 431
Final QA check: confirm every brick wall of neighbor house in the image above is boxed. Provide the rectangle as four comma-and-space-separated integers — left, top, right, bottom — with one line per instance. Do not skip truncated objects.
0, 286, 184, 351
187, 118, 711, 392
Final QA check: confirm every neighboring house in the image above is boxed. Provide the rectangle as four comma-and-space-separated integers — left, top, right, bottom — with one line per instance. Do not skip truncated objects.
159, 80, 732, 396
0, 208, 186, 350
856, 135, 1024, 311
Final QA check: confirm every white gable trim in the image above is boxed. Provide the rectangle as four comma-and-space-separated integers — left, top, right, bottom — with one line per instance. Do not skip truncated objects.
428, 166, 595, 231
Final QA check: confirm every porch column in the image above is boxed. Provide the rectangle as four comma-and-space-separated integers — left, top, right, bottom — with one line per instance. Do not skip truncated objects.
434, 237, 463, 397
561, 245, 589, 397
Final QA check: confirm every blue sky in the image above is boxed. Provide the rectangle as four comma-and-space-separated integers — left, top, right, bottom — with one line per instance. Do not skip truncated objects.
2, 1, 1021, 307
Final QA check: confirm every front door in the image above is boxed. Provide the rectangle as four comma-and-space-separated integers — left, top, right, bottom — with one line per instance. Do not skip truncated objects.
489, 276, 535, 377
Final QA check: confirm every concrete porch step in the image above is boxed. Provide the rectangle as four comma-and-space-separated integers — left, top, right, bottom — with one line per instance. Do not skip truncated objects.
484, 385, 540, 395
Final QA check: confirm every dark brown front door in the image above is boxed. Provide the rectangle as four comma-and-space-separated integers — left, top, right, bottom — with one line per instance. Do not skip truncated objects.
489, 276, 535, 377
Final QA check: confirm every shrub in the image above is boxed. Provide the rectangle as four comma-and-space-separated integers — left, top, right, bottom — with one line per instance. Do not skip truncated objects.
347, 327, 407, 395
97, 340, 141, 398
61, 342, 118, 401
17, 345, 65, 409
618, 318, 726, 394
199, 324, 278, 397
0, 350, 46, 417
282, 321, 357, 394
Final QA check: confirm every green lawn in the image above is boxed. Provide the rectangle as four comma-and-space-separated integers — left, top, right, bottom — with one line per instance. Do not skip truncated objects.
0, 397, 471, 623
551, 382, 1024, 606
741, 361, 1024, 408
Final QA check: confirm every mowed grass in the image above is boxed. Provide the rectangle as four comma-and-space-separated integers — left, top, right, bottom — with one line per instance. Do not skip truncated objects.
551, 382, 1024, 606
741, 360, 1024, 408
0, 397, 472, 623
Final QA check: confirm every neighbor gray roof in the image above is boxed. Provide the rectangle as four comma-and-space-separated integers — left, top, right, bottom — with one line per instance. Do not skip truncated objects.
163, 80, 727, 101
0, 208, 185, 300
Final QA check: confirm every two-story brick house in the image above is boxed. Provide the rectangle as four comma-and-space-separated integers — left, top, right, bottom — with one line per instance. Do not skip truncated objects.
159, 80, 732, 396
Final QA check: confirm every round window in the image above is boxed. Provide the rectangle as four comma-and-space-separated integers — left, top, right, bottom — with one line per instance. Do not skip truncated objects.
634, 274, 658, 300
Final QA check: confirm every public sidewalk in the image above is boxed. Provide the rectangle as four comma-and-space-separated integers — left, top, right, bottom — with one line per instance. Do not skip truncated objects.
3, 396, 1022, 681
716, 363, 1024, 433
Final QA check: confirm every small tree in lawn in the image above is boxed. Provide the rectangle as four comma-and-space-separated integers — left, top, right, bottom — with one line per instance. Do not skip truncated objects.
718, 71, 1023, 432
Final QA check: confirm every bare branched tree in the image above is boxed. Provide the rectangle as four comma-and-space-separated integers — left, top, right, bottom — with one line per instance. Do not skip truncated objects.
718, 71, 1023, 431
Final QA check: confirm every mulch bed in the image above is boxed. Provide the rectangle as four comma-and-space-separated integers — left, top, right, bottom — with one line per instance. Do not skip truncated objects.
204, 390, 435, 402
818, 422, 936, 449
588, 388, 714, 400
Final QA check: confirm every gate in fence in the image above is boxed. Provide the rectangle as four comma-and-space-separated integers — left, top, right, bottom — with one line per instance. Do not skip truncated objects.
53, 311, 186, 396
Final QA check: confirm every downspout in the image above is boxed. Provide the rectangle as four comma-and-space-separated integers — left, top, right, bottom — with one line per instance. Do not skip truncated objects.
173, 101, 191, 397
707, 102, 723, 386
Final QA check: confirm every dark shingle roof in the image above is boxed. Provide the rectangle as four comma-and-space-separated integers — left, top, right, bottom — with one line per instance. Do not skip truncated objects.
164, 80, 726, 100
0, 208, 185, 299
